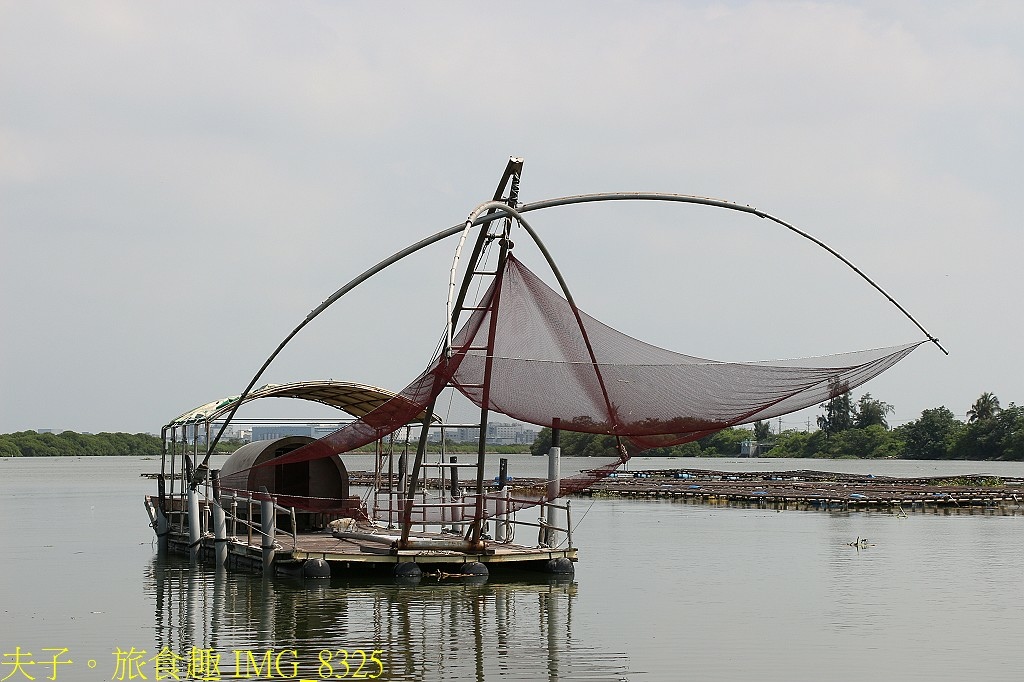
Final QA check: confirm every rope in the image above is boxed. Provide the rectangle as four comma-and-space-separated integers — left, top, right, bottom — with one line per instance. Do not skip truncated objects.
568, 499, 597, 539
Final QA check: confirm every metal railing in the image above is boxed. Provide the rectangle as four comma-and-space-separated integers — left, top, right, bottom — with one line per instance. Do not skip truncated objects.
220, 490, 298, 552
157, 489, 299, 552
367, 491, 574, 548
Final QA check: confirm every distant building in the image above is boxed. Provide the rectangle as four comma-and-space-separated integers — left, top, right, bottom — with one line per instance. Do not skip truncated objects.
252, 425, 313, 441
251, 423, 345, 442
740, 439, 775, 457
451, 427, 480, 444
442, 421, 538, 446
248, 421, 536, 446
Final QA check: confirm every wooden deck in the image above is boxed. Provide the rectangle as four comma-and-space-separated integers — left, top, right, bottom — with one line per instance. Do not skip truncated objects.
155, 500, 577, 578
284, 530, 574, 564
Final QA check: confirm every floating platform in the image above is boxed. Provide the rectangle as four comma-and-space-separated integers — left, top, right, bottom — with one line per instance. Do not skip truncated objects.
147, 490, 577, 581
163, 525, 576, 579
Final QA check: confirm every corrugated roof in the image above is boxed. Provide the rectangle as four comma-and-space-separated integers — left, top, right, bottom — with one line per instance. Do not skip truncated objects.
166, 380, 437, 427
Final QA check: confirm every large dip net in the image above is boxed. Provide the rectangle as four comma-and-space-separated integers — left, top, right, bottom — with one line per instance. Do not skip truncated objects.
265, 252, 922, 520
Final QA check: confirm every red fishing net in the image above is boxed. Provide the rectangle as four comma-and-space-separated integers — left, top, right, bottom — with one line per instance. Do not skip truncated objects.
454, 256, 920, 449
265, 253, 921, 517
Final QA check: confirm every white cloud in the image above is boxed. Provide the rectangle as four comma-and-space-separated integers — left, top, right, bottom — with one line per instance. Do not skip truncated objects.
1, 0, 1021, 432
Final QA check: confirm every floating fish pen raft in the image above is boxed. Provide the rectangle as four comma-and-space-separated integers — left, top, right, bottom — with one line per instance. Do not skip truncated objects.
147, 157, 948, 579
346, 468, 1024, 511
578, 468, 1024, 512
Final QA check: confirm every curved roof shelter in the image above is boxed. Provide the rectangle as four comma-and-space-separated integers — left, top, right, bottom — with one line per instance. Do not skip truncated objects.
165, 380, 438, 428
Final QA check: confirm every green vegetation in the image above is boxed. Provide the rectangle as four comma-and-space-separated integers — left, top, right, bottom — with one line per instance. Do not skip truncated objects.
527, 391, 1024, 461
767, 392, 1024, 460
429, 441, 532, 455
0, 431, 252, 457
0, 431, 163, 457
0, 430, 524, 458
529, 425, 751, 458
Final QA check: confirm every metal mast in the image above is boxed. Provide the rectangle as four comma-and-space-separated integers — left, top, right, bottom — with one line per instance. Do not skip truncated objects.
399, 157, 523, 548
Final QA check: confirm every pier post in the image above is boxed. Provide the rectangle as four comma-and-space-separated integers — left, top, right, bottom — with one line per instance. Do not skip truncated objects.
211, 500, 227, 569
439, 455, 450, 534
495, 457, 509, 542
155, 474, 170, 553
398, 451, 407, 497
187, 483, 201, 564
396, 452, 407, 527
450, 456, 462, 532
259, 486, 276, 575
545, 421, 561, 547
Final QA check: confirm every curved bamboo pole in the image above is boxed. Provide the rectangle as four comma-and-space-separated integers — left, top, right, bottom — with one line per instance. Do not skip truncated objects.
193, 189, 945, 488
513, 193, 947, 355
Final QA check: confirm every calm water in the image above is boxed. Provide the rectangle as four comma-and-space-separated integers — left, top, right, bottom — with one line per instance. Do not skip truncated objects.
2, 455, 1022, 681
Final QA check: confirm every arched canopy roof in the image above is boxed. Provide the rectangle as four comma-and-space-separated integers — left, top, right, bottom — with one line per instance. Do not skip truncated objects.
166, 380, 439, 428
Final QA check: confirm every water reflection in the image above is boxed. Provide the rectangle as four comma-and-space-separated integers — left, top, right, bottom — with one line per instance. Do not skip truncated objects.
148, 556, 630, 681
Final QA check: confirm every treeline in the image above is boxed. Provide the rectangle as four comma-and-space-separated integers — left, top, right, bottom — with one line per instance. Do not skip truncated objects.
771, 391, 1023, 460
0, 431, 163, 457
0, 431, 254, 457
528, 392, 1024, 461
529, 427, 748, 459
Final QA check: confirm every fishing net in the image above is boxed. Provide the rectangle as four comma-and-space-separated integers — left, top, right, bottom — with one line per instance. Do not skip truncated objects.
454, 256, 920, 449
265, 253, 922, 519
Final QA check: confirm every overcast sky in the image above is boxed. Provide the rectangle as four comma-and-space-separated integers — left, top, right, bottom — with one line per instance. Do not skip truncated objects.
1, 1, 1021, 435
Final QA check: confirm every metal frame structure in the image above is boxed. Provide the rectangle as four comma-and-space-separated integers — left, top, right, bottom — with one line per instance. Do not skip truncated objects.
184, 156, 944, 558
